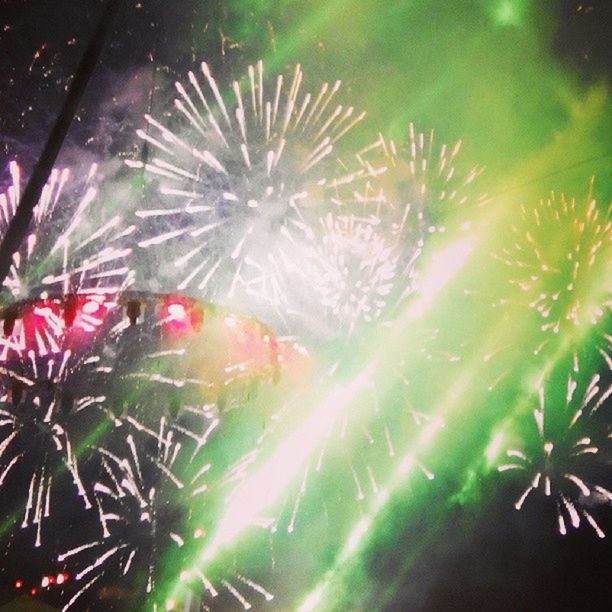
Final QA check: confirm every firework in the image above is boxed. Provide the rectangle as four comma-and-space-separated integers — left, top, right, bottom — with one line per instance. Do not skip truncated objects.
0, 161, 135, 300
0, 294, 132, 548
493, 178, 611, 359
58, 416, 274, 611
57, 418, 198, 609
0, 356, 107, 547
304, 213, 405, 338
128, 60, 365, 319
173, 567, 274, 611
0, 290, 216, 548
300, 122, 484, 337
354, 123, 484, 234
498, 371, 611, 537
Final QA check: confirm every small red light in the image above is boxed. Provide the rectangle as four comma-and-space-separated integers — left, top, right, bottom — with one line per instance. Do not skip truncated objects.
161, 297, 197, 336
56, 572, 69, 585
30, 587, 37, 596
15, 579, 23, 589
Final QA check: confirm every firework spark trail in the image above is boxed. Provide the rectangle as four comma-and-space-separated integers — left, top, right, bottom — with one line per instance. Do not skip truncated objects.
0, 161, 135, 300
257, 363, 441, 537
128, 60, 366, 319
0, 393, 95, 547
493, 178, 611, 360
354, 123, 484, 233
0, 295, 127, 545
58, 417, 197, 609
170, 568, 274, 612
498, 371, 612, 537
60, 413, 275, 611
301, 213, 400, 338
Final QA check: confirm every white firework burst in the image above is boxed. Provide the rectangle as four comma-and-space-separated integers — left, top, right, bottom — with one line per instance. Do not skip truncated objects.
0, 334, 113, 547
498, 371, 612, 537
353, 122, 484, 234
57, 418, 206, 610
128, 60, 365, 315
493, 178, 611, 358
305, 213, 405, 337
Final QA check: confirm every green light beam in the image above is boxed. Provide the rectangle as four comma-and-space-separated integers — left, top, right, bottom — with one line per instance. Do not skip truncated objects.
162, 232, 479, 607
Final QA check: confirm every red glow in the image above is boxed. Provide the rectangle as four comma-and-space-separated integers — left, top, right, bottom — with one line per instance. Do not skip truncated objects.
15, 579, 23, 589
160, 296, 201, 336
0, 294, 115, 362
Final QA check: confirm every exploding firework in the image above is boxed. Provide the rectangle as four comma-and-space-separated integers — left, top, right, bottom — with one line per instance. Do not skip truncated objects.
57, 418, 200, 609
0, 289, 217, 549
59, 416, 274, 611
0, 292, 132, 547
128, 60, 366, 320
300, 122, 483, 338
498, 371, 612, 537
493, 179, 611, 360
354, 123, 484, 234
304, 213, 406, 338
0, 356, 107, 547
0, 161, 135, 300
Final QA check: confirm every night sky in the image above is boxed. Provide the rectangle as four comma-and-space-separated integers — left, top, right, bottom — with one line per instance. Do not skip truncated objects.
0, 1, 611, 610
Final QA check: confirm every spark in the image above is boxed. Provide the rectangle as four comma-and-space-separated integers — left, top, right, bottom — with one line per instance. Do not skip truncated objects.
130, 60, 365, 319
354, 123, 484, 233
58, 417, 209, 609
0, 161, 135, 300
493, 178, 611, 360
175, 569, 274, 611
498, 371, 611, 537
